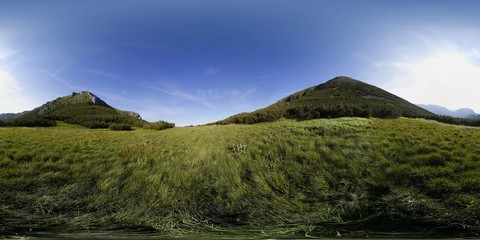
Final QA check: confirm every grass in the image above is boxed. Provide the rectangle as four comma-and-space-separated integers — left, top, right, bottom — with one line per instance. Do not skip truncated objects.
1, 118, 479, 237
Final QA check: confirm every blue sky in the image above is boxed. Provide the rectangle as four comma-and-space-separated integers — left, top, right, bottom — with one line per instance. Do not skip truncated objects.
1, 0, 480, 125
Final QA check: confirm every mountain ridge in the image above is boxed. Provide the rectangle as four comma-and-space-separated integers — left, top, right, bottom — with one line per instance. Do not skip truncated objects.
0, 113, 20, 120
417, 104, 479, 119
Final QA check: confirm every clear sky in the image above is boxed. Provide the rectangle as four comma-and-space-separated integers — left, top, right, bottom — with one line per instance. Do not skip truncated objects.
1, 0, 480, 125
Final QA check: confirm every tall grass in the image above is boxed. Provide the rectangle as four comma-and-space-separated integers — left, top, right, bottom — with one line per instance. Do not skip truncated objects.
0, 117, 479, 236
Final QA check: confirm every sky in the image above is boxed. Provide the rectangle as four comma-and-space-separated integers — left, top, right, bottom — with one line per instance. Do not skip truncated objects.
1, 0, 480, 126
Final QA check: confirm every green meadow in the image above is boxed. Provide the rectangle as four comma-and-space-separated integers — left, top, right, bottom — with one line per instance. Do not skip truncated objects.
1, 118, 479, 237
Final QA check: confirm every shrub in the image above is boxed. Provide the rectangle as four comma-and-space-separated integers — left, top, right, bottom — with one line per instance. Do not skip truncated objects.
143, 121, 175, 130
109, 123, 132, 131
1, 118, 57, 127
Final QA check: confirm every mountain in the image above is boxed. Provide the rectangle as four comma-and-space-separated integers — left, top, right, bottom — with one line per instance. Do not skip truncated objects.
219, 76, 432, 124
417, 104, 479, 119
8, 91, 145, 128
470, 114, 480, 120
0, 113, 19, 120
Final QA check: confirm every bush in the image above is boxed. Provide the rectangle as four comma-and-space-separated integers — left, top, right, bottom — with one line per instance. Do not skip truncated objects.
109, 123, 132, 131
143, 121, 175, 130
0, 118, 57, 127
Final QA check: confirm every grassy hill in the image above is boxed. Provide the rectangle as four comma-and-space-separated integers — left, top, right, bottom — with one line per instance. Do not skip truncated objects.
219, 76, 433, 124
4, 91, 146, 128
1, 118, 479, 237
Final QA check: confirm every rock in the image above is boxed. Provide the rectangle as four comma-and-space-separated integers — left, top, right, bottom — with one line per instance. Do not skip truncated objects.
123, 111, 142, 120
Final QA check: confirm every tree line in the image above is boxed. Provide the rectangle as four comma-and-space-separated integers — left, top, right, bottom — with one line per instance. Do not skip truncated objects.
217, 102, 480, 127
0, 118, 57, 127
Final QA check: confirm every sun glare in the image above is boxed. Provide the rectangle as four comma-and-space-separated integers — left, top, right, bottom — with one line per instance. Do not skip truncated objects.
0, 56, 35, 113
391, 50, 480, 112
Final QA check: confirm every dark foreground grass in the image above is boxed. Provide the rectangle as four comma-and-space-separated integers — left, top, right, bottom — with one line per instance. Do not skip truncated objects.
1, 118, 479, 237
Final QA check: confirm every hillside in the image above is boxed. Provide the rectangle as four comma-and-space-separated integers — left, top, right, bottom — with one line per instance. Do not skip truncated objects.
1, 118, 479, 237
219, 76, 432, 124
4, 91, 145, 128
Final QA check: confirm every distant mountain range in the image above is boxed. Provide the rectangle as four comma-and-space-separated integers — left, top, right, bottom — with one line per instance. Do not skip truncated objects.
0, 113, 19, 120
218, 76, 432, 124
0, 91, 145, 128
417, 104, 480, 119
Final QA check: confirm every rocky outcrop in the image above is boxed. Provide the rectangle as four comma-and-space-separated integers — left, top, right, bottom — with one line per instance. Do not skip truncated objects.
122, 111, 143, 120
78, 91, 109, 106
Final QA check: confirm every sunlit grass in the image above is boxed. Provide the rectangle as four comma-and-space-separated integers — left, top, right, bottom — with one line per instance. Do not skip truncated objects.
1, 117, 479, 236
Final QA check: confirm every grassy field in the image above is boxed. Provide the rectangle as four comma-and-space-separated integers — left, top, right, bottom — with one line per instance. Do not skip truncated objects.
1, 118, 479, 237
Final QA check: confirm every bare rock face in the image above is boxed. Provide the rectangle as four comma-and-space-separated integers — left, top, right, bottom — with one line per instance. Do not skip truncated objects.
90, 95, 102, 105
123, 111, 143, 120
78, 91, 109, 106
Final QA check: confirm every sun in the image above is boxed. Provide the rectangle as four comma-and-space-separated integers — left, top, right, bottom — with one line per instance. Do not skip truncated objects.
389, 50, 480, 112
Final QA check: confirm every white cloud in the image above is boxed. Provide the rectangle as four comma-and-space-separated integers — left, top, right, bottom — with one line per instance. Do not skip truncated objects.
0, 69, 35, 113
0, 70, 20, 95
383, 50, 480, 112
0, 49, 37, 113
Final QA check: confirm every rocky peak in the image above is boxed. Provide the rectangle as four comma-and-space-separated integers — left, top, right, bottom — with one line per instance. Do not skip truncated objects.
72, 91, 109, 106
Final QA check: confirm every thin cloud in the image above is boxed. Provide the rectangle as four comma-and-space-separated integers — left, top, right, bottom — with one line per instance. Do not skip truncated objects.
35, 67, 76, 90
226, 87, 256, 99
239, 87, 256, 99
256, 75, 270, 80
88, 42, 186, 56
53, 63, 70, 76
79, 68, 120, 80
149, 85, 214, 108
473, 48, 480, 58
205, 67, 219, 75
0, 58, 9, 72
86, 89, 136, 105
256, 75, 272, 81
137, 104, 185, 118
0, 49, 17, 72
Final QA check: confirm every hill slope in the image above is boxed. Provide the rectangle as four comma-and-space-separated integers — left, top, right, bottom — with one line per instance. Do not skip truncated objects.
11, 91, 145, 128
219, 76, 432, 124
